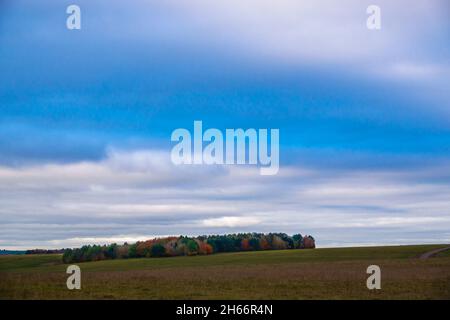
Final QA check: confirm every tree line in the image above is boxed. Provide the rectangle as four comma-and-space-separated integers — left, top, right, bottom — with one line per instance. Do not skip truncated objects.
62, 233, 316, 263
26, 249, 65, 255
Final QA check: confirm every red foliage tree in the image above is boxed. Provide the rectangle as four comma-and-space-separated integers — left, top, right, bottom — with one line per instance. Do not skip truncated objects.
197, 240, 214, 255
241, 239, 251, 251
259, 237, 271, 250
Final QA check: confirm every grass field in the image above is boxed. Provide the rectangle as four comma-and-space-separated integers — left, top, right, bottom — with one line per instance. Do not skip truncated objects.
1, 244, 449, 299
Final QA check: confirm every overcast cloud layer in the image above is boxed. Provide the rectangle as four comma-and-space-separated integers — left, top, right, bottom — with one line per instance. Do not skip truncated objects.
1, 149, 450, 249
0, 0, 449, 249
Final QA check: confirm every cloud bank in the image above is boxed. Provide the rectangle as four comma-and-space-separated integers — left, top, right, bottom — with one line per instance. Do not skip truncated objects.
1, 149, 449, 249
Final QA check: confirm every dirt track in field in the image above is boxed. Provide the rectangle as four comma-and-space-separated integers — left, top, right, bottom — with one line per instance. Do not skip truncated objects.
419, 246, 450, 260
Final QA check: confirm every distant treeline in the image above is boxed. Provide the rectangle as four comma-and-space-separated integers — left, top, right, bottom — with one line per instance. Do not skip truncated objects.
62, 233, 316, 263
26, 249, 65, 255
0, 249, 26, 255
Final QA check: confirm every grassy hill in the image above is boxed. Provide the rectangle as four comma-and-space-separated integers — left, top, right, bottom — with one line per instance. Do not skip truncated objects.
1, 244, 449, 299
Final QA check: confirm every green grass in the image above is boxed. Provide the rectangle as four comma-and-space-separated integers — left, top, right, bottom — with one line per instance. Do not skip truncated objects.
0, 254, 62, 272
1, 244, 449, 299
436, 248, 450, 258
2, 244, 445, 273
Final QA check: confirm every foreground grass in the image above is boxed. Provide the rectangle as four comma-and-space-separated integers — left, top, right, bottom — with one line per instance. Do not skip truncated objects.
1, 244, 449, 299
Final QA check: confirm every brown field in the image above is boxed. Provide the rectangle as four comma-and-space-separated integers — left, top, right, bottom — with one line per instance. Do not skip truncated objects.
1, 244, 449, 299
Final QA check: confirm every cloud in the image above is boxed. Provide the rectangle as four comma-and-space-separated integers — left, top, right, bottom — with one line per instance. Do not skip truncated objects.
163, 0, 448, 69
202, 216, 261, 228
1, 149, 450, 249
1, 0, 449, 169
4, 0, 448, 82
373, 62, 450, 82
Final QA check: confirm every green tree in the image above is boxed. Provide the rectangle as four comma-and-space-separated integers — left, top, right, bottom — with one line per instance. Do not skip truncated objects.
292, 234, 303, 248
186, 239, 199, 255
151, 244, 166, 257
105, 243, 117, 259
249, 238, 260, 250
62, 249, 73, 263
128, 243, 138, 258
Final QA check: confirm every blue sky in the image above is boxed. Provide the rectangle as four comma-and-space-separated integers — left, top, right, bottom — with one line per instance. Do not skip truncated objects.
0, 0, 450, 249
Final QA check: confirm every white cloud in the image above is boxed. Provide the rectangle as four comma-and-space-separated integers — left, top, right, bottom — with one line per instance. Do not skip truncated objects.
372, 62, 450, 82
161, 0, 447, 69
202, 216, 261, 228
53, 0, 447, 81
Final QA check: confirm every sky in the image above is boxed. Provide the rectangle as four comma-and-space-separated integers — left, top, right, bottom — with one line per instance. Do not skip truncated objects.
0, 0, 449, 249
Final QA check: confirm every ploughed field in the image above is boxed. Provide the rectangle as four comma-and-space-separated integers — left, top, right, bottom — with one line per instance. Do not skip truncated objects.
1, 244, 449, 299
